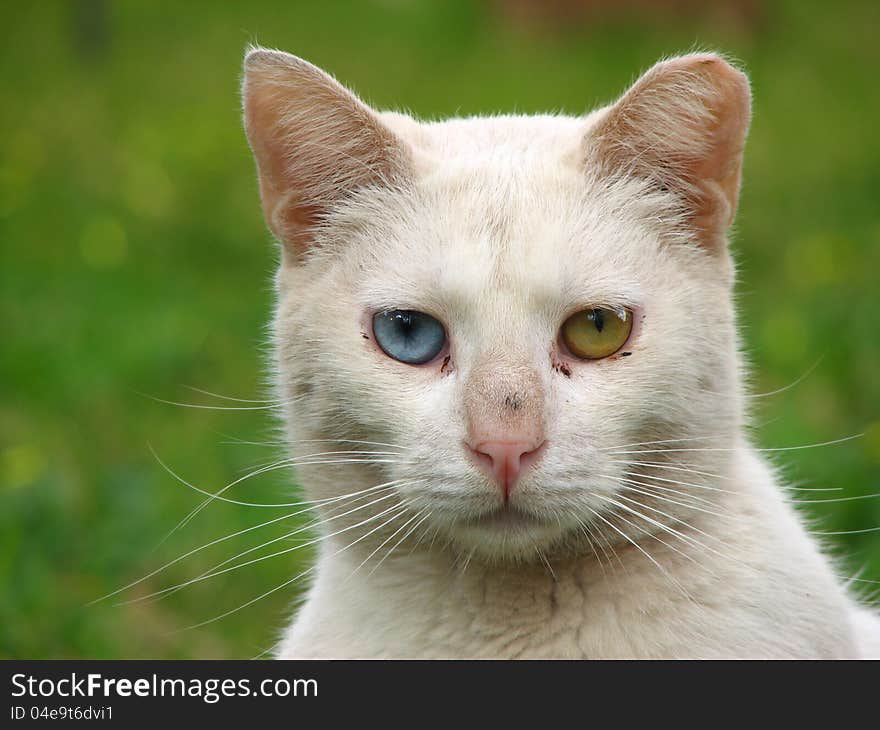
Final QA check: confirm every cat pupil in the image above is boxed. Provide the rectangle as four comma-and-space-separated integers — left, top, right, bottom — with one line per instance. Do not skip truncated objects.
591, 309, 605, 332
396, 312, 415, 336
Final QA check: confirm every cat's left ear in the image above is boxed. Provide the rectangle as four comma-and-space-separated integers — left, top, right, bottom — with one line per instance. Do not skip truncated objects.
585, 53, 751, 251
242, 48, 410, 263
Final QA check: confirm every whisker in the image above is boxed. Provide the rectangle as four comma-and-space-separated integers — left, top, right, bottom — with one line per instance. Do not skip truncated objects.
534, 543, 557, 581
117, 487, 413, 606
239, 451, 409, 476
620, 482, 717, 513
409, 517, 440, 556
139, 390, 300, 412
582, 504, 692, 600
217, 435, 288, 447
164, 449, 411, 541
783, 486, 844, 492
609, 458, 735, 483
812, 526, 880, 536
369, 511, 433, 576
571, 515, 609, 577
591, 493, 718, 572
215, 435, 407, 452
149, 444, 410, 509
587, 500, 693, 601
577, 511, 624, 571
698, 357, 823, 400
93, 504, 315, 607
347, 508, 427, 581
617, 473, 722, 506
620, 470, 745, 501
171, 566, 316, 634
181, 388, 281, 405
607, 434, 862, 457
327, 504, 411, 564
599, 435, 726, 452
96, 479, 404, 605
745, 357, 823, 399
251, 641, 283, 660
605, 475, 730, 520
289, 438, 407, 451
792, 493, 880, 505
159, 458, 402, 545
182, 385, 286, 404
597, 490, 738, 565
457, 547, 477, 579
620, 462, 842, 495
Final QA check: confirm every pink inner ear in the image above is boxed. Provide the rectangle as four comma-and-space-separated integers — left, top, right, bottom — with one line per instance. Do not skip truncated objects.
242, 49, 409, 263
588, 53, 751, 250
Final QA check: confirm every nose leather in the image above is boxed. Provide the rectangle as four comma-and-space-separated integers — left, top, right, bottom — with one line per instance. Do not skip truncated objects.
469, 439, 546, 499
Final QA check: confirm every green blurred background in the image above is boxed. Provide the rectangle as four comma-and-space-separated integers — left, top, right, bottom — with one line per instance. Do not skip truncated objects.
2, 0, 879, 658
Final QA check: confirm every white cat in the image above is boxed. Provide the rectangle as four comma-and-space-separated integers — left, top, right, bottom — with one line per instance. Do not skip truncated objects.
241, 48, 880, 658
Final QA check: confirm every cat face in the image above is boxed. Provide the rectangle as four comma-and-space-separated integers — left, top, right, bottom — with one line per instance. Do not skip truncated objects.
243, 50, 751, 561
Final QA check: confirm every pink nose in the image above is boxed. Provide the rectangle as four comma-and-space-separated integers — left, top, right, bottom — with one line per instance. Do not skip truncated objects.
468, 440, 546, 499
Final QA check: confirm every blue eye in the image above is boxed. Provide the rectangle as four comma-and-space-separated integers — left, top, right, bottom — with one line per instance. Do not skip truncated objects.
372, 310, 446, 365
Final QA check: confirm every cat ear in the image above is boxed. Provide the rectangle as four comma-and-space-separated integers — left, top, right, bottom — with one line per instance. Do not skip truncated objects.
585, 53, 751, 250
242, 48, 409, 262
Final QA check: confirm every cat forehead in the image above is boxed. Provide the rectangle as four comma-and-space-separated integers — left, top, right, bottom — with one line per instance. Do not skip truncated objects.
337, 114, 674, 311
373, 110, 659, 248
351, 171, 653, 315
379, 111, 594, 161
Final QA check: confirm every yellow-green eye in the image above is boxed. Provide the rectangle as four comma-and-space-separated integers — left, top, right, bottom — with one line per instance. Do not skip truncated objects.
560, 307, 633, 360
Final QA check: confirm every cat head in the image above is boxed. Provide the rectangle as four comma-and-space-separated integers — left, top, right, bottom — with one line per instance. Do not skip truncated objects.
242, 49, 751, 562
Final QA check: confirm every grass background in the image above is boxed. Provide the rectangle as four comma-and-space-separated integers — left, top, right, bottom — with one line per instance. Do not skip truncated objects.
1, 0, 878, 658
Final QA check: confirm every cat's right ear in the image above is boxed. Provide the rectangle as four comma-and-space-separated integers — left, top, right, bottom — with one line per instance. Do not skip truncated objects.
241, 48, 409, 263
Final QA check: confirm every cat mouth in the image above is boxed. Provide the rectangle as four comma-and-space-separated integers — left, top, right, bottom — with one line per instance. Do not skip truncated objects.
463, 504, 542, 531
448, 503, 564, 557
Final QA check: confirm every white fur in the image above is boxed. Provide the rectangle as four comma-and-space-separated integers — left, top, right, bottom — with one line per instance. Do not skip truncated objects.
240, 49, 880, 658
